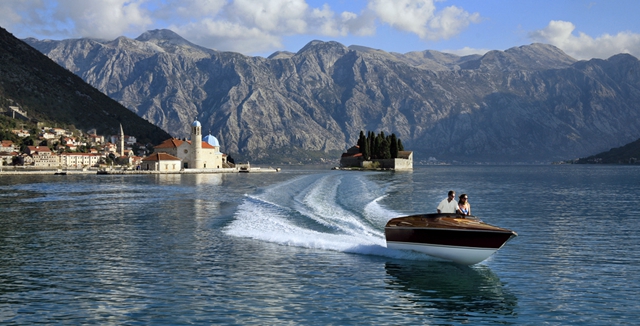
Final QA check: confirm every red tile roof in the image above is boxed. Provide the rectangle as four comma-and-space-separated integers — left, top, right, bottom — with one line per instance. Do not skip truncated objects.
154, 138, 185, 149
142, 152, 181, 161
27, 146, 51, 153
155, 138, 215, 149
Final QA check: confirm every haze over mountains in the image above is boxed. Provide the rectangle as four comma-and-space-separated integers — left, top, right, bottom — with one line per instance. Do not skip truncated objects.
24, 29, 640, 163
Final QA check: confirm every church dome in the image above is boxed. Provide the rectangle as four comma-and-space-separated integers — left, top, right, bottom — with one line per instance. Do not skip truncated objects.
192, 120, 201, 127
203, 134, 220, 147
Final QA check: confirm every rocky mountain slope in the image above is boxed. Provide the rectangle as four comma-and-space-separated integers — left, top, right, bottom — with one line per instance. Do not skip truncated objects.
24, 30, 640, 163
0, 27, 170, 145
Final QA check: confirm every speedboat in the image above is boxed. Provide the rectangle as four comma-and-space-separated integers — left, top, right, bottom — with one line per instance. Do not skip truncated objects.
385, 213, 517, 265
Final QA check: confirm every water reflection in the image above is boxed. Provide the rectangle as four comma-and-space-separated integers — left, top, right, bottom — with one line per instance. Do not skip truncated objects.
193, 173, 223, 186
154, 173, 182, 185
385, 261, 518, 321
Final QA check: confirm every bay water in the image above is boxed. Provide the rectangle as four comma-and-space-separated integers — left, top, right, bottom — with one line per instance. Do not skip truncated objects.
1, 165, 639, 325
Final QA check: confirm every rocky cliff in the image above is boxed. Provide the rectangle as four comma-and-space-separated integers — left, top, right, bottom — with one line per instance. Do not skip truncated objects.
25, 30, 640, 163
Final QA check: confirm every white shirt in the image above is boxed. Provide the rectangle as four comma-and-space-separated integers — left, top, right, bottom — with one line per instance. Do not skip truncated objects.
437, 197, 458, 213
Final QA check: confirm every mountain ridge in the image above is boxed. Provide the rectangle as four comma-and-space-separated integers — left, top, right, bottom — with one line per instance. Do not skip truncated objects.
23, 30, 640, 163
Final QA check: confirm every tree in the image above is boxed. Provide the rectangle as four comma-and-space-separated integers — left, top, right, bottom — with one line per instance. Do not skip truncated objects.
368, 131, 375, 157
379, 137, 391, 159
390, 133, 398, 158
363, 137, 370, 160
11, 155, 23, 166
357, 130, 370, 160
356, 130, 405, 160
372, 134, 381, 159
357, 131, 366, 152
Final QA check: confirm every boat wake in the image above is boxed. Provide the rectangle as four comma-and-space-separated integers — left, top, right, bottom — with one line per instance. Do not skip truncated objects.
225, 172, 431, 260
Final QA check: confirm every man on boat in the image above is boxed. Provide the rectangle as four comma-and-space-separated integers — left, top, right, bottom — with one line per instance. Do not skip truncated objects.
437, 190, 460, 214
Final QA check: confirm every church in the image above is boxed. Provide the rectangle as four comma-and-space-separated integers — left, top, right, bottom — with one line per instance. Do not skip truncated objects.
141, 120, 226, 171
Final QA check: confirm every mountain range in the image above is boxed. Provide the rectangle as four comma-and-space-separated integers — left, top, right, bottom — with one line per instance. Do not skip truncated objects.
0, 27, 170, 146
23, 29, 640, 163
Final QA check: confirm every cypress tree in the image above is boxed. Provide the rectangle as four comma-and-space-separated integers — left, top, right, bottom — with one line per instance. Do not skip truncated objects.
390, 133, 398, 158
358, 130, 371, 160
373, 134, 381, 159
368, 131, 375, 157
357, 131, 366, 153
380, 137, 391, 159
398, 139, 404, 151
363, 136, 370, 160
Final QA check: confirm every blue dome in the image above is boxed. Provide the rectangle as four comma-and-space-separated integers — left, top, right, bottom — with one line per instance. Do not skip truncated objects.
191, 120, 201, 127
203, 134, 220, 147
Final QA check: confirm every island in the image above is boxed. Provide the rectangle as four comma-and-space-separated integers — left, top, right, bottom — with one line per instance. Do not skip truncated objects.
338, 131, 413, 170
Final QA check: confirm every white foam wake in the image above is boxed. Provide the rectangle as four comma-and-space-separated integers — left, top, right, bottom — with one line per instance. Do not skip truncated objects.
224, 172, 436, 260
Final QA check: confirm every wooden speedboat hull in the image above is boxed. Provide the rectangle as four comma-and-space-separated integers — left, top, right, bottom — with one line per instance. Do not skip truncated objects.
385, 214, 517, 265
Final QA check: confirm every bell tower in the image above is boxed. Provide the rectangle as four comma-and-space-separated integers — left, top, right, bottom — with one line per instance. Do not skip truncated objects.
191, 120, 203, 169
119, 123, 125, 157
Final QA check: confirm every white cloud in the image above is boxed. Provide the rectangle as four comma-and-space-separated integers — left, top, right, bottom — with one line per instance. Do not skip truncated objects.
173, 0, 377, 53
530, 20, 640, 59
0, 0, 479, 54
368, 0, 480, 40
228, 0, 309, 33
0, 0, 64, 38
173, 18, 283, 54
170, 0, 227, 18
53, 0, 153, 39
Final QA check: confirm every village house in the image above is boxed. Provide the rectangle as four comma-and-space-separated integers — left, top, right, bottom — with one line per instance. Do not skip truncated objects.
39, 131, 57, 141
87, 134, 104, 145
0, 141, 19, 166
26, 146, 58, 168
21, 153, 34, 165
11, 129, 30, 137
141, 152, 182, 171
0, 140, 16, 153
50, 128, 68, 136
0, 151, 17, 165
59, 153, 100, 168
102, 142, 118, 154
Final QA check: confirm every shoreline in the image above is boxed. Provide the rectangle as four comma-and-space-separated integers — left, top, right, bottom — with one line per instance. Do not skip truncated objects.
0, 167, 281, 175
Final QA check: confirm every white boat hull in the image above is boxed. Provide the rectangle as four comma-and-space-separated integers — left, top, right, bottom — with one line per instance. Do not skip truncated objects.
386, 241, 499, 265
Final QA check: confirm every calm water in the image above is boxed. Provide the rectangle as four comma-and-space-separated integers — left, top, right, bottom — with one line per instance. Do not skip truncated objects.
1, 165, 639, 325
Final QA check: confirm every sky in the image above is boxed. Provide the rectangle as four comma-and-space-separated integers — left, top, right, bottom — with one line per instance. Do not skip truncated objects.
1, 0, 640, 60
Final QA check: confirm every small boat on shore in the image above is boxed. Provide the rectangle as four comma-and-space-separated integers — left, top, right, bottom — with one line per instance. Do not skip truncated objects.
385, 213, 517, 265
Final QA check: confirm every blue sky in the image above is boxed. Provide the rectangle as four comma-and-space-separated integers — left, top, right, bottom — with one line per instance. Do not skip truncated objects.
2, 0, 639, 59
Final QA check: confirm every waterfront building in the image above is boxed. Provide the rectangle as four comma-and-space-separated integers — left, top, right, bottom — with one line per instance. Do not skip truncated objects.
26, 146, 58, 168
152, 120, 224, 170
141, 152, 181, 171
59, 153, 100, 168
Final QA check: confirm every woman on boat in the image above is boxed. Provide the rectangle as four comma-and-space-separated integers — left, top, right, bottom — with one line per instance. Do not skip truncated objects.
458, 194, 471, 216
